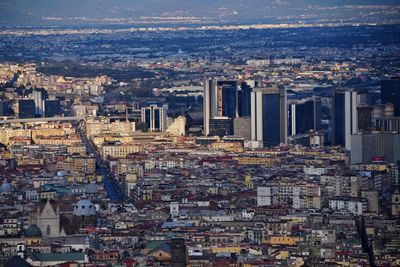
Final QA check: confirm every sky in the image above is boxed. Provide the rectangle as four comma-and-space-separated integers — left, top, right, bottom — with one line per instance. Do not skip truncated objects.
0, 0, 399, 26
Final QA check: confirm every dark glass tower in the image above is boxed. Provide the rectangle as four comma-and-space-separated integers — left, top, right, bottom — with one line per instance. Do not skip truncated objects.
381, 78, 400, 117
332, 88, 357, 150
251, 86, 287, 147
262, 93, 281, 147
44, 100, 62, 117
204, 80, 237, 135
204, 79, 254, 136
238, 81, 252, 117
288, 97, 321, 136
219, 81, 237, 118
18, 99, 36, 119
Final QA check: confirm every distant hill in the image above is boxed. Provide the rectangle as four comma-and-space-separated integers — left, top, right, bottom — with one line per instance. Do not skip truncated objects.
0, 0, 399, 26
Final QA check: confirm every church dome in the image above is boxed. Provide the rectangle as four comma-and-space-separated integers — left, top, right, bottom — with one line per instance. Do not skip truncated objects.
0, 182, 11, 193
73, 199, 96, 216
25, 224, 42, 238
85, 183, 99, 194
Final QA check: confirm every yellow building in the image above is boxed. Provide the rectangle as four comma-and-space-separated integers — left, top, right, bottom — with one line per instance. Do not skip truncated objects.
0, 129, 31, 145
73, 157, 96, 173
102, 144, 143, 159
244, 174, 254, 190
31, 128, 65, 142
265, 236, 303, 246
211, 246, 241, 254
211, 142, 242, 151
35, 135, 82, 146
234, 157, 276, 166
67, 145, 86, 155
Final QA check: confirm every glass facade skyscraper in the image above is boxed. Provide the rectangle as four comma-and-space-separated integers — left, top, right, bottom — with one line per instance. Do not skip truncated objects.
204, 79, 254, 136
238, 81, 252, 117
288, 97, 322, 136
332, 88, 358, 150
251, 86, 287, 147
18, 99, 36, 119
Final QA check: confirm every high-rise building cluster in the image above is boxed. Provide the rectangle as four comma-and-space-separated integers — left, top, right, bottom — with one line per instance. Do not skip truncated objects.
203, 78, 400, 166
0, 23, 399, 266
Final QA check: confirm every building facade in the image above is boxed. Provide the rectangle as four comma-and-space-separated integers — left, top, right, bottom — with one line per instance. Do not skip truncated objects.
332, 88, 358, 150
251, 86, 287, 147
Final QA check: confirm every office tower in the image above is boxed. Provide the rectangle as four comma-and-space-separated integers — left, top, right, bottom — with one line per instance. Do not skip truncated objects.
204, 80, 238, 135
0, 100, 11, 116
288, 97, 321, 136
141, 105, 166, 132
234, 117, 251, 140
332, 88, 358, 150
32, 90, 44, 117
171, 238, 187, 267
251, 86, 287, 147
351, 132, 400, 164
18, 99, 36, 119
357, 106, 373, 133
381, 78, 400, 116
238, 81, 253, 117
44, 99, 62, 117
208, 118, 233, 136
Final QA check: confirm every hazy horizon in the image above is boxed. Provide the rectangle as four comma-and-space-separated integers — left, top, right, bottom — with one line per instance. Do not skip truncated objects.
1, 0, 400, 26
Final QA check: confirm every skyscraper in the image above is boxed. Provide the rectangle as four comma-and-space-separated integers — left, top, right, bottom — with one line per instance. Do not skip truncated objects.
203, 80, 238, 135
32, 90, 45, 117
357, 106, 373, 133
203, 80, 255, 136
251, 86, 287, 147
44, 99, 62, 117
351, 132, 400, 164
238, 81, 254, 117
332, 88, 358, 150
381, 78, 400, 117
141, 105, 166, 132
288, 97, 321, 136
18, 99, 36, 119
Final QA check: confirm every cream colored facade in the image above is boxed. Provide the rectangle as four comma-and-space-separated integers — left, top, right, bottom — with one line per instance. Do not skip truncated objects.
102, 144, 143, 159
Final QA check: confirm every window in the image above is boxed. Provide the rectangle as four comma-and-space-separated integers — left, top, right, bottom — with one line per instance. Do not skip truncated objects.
46, 225, 51, 236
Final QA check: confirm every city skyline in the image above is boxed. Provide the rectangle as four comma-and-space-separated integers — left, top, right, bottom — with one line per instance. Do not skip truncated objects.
0, 1, 399, 266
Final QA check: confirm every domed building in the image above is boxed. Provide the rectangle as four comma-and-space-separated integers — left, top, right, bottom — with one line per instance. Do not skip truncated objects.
0, 181, 11, 194
73, 198, 97, 229
73, 199, 96, 217
24, 225, 42, 245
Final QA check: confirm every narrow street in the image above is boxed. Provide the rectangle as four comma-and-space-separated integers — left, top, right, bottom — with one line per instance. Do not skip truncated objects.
78, 125, 123, 202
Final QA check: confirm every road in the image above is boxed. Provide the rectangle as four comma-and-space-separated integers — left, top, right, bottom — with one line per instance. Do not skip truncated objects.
78, 126, 123, 202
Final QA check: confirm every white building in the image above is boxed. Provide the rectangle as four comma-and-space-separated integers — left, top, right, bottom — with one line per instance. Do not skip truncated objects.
257, 187, 271, 207
329, 197, 366, 216
304, 166, 326, 176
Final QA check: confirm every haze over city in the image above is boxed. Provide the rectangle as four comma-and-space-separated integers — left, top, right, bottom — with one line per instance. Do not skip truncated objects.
1, 0, 400, 26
